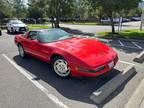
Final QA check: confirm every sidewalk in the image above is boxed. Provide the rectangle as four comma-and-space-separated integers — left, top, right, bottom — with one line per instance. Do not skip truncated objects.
139, 98, 144, 108
125, 77, 144, 108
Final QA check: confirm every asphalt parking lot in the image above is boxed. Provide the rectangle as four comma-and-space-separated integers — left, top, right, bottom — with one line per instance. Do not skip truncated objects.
0, 30, 144, 108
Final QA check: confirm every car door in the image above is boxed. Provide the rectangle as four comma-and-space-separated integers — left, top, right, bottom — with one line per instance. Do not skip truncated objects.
22, 31, 38, 55
35, 41, 52, 61
22, 31, 52, 61
24, 31, 52, 61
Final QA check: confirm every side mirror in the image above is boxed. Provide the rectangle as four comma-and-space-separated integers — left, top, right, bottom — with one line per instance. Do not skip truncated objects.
37, 37, 42, 43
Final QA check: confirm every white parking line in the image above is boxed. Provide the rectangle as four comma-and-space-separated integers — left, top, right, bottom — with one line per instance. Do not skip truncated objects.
118, 40, 124, 46
95, 38, 110, 44
1, 54, 69, 108
119, 60, 134, 65
131, 42, 143, 50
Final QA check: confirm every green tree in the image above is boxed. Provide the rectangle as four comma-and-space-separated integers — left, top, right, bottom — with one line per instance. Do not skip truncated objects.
47, 0, 75, 28
12, 0, 27, 18
73, 0, 100, 20
128, 8, 142, 17
90, 0, 142, 33
0, 0, 13, 18
27, 0, 47, 19
0, 0, 14, 25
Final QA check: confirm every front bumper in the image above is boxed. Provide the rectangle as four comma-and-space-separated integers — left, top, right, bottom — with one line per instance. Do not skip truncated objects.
71, 55, 118, 77
12, 27, 28, 33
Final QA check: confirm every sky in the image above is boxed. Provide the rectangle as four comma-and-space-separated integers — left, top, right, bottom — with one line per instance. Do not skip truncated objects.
139, 1, 144, 8
22, 0, 28, 5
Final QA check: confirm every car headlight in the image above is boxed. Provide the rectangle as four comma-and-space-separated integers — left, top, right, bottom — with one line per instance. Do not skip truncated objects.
13, 26, 19, 29
77, 65, 106, 73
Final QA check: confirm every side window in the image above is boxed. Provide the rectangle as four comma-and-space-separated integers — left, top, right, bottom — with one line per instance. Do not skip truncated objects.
22, 31, 28, 37
27, 31, 37, 40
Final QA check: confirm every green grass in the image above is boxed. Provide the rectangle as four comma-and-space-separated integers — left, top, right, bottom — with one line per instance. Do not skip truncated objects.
97, 29, 144, 40
28, 24, 50, 30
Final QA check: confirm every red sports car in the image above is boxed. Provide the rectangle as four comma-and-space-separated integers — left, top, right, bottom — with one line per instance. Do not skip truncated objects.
15, 29, 118, 78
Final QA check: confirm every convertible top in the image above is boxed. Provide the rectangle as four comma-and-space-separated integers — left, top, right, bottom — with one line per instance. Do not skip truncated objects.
31, 28, 63, 32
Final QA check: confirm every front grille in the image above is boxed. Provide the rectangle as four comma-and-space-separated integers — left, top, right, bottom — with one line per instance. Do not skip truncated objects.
89, 66, 106, 73
19, 27, 26, 31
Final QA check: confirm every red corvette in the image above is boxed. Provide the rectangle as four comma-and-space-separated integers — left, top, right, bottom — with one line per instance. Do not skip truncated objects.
15, 29, 118, 78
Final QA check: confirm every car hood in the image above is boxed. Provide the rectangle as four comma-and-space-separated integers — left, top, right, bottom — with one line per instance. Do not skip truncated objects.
11, 23, 27, 27
50, 37, 116, 67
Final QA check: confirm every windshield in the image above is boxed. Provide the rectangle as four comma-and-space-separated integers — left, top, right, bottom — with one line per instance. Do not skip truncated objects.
10, 20, 23, 24
37, 29, 73, 43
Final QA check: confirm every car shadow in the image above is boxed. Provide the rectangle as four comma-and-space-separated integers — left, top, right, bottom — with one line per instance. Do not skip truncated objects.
61, 27, 95, 36
13, 55, 135, 107
98, 40, 143, 54
7, 32, 24, 35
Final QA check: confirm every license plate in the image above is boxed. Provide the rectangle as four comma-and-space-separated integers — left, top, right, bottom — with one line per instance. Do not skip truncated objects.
108, 61, 114, 69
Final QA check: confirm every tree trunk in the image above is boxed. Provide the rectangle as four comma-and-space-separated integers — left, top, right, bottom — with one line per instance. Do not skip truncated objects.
110, 17, 115, 33
56, 19, 60, 28
98, 10, 102, 23
54, 18, 60, 28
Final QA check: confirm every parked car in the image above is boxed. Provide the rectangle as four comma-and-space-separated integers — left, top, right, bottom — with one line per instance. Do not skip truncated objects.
122, 18, 131, 22
6, 20, 28, 34
23, 18, 36, 24
15, 29, 118, 78
131, 17, 141, 21
101, 18, 120, 23
101, 18, 131, 23
101, 18, 111, 23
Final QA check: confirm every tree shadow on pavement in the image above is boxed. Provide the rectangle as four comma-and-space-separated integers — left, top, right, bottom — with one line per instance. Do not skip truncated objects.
61, 27, 95, 36
98, 39, 143, 54
12, 55, 134, 107
111, 45, 142, 54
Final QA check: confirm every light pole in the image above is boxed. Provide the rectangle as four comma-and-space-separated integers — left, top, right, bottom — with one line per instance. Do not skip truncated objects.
140, 1, 144, 30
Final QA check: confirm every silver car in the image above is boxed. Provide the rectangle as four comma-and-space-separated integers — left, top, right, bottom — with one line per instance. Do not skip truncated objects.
7, 20, 28, 34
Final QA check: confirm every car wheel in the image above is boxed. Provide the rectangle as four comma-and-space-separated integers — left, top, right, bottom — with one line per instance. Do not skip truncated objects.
11, 27, 15, 34
0, 30, 2, 36
7, 28, 10, 34
51, 56, 71, 78
18, 44, 26, 58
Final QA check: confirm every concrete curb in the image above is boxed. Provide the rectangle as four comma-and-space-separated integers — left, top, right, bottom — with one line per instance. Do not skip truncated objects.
124, 76, 144, 108
133, 51, 144, 63
90, 65, 136, 104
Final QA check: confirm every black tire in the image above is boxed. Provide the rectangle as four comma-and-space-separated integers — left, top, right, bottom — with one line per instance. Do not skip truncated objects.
99, 73, 109, 80
10, 27, 15, 34
7, 28, 10, 34
51, 56, 71, 78
0, 30, 2, 36
18, 44, 26, 58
